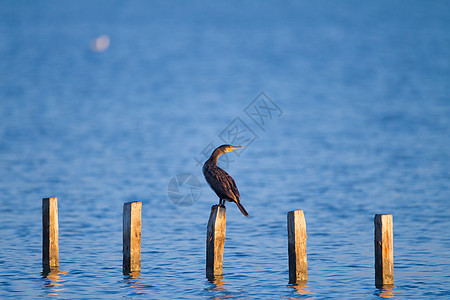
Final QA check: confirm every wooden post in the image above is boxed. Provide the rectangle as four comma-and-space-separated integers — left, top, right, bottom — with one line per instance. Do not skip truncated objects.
206, 205, 226, 278
374, 214, 394, 288
123, 201, 142, 274
288, 210, 307, 284
42, 197, 59, 267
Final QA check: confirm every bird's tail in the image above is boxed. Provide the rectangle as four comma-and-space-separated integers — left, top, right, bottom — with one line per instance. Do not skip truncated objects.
235, 201, 249, 217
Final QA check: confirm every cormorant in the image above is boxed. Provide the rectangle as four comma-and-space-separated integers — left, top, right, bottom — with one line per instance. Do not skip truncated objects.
203, 144, 248, 217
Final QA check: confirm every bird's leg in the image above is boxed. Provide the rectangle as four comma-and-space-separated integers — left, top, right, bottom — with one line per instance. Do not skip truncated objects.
219, 199, 223, 206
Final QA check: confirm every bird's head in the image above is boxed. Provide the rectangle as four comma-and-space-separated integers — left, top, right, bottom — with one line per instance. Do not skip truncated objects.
207, 144, 243, 164
216, 144, 242, 155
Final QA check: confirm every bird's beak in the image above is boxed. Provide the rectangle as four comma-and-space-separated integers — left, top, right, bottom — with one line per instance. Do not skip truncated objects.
229, 146, 243, 152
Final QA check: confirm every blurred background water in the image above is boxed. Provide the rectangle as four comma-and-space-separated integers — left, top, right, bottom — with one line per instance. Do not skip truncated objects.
0, 1, 449, 299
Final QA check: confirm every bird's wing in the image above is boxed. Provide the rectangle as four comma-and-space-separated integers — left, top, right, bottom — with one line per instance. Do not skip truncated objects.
206, 167, 240, 201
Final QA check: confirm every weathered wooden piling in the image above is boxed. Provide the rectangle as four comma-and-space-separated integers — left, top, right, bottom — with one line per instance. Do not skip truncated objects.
42, 197, 59, 267
374, 214, 394, 288
123, 201, 142, 274
288, 210, 307, 284
206, 205, 226, 278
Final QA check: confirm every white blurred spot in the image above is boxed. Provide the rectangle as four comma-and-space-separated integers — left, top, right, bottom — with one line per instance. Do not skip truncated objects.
90, 35, 110, 52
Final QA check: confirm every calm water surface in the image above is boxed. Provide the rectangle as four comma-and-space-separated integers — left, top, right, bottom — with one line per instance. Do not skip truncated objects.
0, 1, 449, 299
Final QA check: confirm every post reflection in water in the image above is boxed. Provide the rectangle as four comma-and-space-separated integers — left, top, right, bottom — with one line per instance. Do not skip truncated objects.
123, 271, 155, 293
206, 275, 227, 294
41, 266, 67, 296
375, 285, 398, 298
123, 271, 142, 286
289, 281, 315, 298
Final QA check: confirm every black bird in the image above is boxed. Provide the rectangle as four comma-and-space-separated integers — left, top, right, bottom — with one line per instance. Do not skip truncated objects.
203, 144, 249, 217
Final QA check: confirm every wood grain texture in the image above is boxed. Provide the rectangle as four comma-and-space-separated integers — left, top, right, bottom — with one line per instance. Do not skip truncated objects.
42, 197, 59, 267
123, 201, 142, 273
288, 210, 307, 283
206, 205, 226, 278
374, 214, 394, 287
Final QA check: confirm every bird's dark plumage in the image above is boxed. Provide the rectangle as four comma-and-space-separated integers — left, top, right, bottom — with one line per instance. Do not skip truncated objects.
203, 144, 248, 217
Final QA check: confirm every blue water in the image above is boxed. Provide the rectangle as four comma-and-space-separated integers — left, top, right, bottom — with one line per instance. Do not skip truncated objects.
1, 1, 449, 299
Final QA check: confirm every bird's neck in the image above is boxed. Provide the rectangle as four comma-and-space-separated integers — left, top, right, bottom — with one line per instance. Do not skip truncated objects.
207, 149, 223, 165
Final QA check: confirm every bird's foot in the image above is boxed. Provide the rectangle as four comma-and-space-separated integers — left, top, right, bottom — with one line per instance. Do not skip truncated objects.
211, 204, 226, 210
